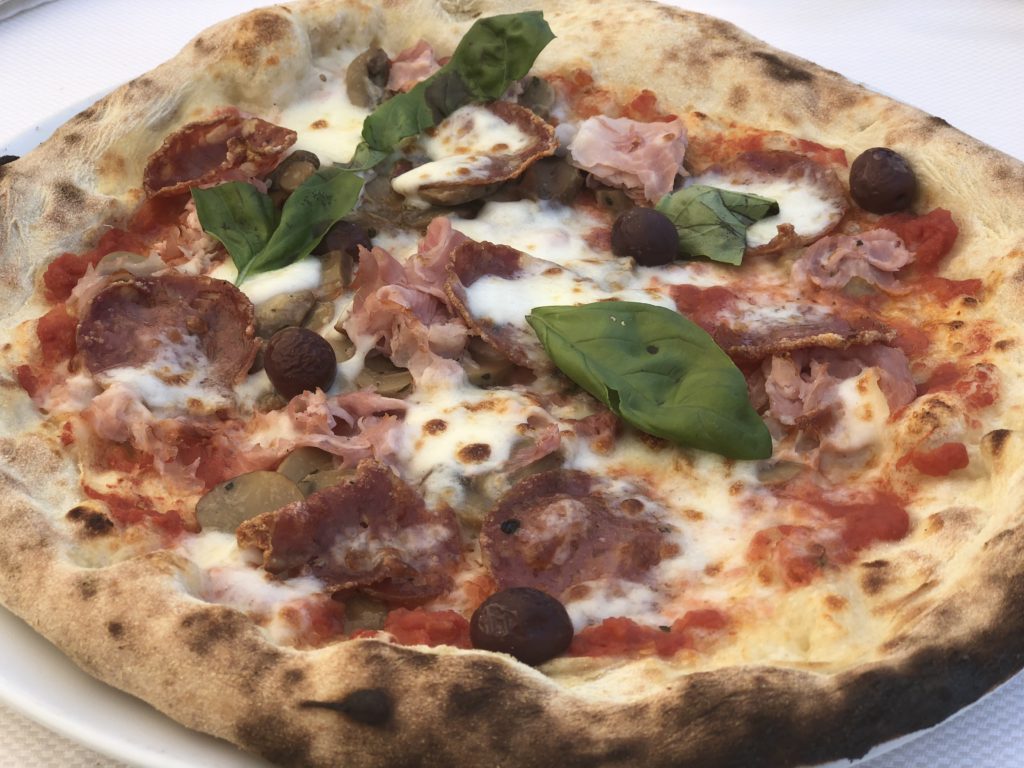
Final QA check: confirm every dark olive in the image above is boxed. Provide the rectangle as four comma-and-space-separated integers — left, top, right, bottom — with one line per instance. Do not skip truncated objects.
849, 147, 917, 214
314, 220, 372, 258
470, 587, 573, 665
264, 327, 337, 400
516, 157, 583, 204
611, 207, 678, 266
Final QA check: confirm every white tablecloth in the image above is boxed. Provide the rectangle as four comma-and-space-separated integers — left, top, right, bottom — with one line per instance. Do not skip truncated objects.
0, 1, 1022, 766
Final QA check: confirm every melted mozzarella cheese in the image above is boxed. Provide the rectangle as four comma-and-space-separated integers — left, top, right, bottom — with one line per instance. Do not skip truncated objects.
96, 332, 230, 414
208, 257, 322, 307
392, 104, 533, 197
275, 58, 370, 164
693, 172, 842, 247
565, 580, 669, 632
827, 369, 891, 452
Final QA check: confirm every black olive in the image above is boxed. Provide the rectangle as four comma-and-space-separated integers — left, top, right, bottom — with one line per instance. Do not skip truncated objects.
314, 220, 372, 258
470, 587, 573, 665
264, 327, 337, 400
611, 207, 678, 266
849, 147, 917, 214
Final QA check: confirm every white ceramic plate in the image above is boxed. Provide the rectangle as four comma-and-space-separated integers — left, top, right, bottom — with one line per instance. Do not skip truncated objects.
1, 2, 1023, 766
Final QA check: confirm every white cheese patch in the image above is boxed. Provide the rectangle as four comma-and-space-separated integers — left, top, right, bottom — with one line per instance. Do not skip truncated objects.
392, 104, 533, 198
178, 532, 327, 644
209, 257, 323, 307
827, 369, 891, 452
565, 580, 669, 632
96, 332, 231, 414
275, 62, 370, 165
693, 172, 842, 248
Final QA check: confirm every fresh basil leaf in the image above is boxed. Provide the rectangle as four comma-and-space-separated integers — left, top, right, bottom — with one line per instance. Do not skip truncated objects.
236, 167, 364, 284
656, 185, 779, 266
360, 11, 554, 153
191, 182, 278, 276
526, 301, 772, 460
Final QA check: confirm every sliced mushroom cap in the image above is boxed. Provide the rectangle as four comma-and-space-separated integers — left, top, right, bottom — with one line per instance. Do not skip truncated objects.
269, 150, 321, 204
464, 337, 518, 388
346, 47, 390, 109
277, 446, 335, 483
392, 101, 558, 207
254, 290, 317, 340
518, 76, 556, 120
514, 156, 583, 205
355, 354, 413, 396
298, 466, 357, 496
196, 471, 304, 533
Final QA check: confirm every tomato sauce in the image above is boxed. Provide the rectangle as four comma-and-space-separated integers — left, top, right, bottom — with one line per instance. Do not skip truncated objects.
899, 442, 969, 477
569, 610, 730, 658
382, 608, 472, 648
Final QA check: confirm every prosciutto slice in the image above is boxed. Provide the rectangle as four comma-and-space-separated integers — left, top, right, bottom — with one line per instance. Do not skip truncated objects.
793, 229, 915, 294
568, 115, 687, 202
386, 40, 441, 92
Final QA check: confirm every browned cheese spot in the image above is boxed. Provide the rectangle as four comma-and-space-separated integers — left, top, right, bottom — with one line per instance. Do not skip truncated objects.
860, 560, 890, 596
825, 594, 848, 611
983, 428, 1012, 460
309, 119, 328, 130
423, 419, 447, 435
728, 84, 749, 110
457, 443, 492, 464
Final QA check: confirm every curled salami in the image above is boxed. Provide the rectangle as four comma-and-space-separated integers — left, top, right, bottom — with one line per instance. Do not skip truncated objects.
480, 470, 668, 597
77, 273, 258, 386
143, 111, 296, 197
237, 461, 461, 605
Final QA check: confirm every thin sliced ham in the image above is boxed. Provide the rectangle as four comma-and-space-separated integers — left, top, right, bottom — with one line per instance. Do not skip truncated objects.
386, 40, 441, 93
568, 116, 687, 202
793, 229, 915, 294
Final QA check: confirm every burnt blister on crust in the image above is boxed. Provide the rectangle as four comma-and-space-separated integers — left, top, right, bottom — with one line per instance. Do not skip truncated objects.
65, 505, 114, 537
301, 688, 394, 727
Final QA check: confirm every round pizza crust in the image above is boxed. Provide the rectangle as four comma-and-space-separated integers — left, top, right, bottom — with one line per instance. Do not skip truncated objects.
2, 1, 1024, 766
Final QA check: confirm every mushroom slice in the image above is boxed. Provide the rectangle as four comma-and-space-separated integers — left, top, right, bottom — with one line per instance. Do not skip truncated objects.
298, 467, 357, 497
196, 471, 304, 533
392, 101, 557, 206
277, 447, 335, 483
688, 150, 847, 255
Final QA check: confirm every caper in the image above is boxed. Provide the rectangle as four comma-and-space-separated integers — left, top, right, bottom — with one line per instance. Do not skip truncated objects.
849, 147, 917, 214
196, 471, 303, 532
264, 327, 337, 400
611, 207, 678, 266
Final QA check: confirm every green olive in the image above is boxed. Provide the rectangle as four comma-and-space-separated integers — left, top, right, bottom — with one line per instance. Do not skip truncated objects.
276, 446, 335, 483
196, 471, 304, 532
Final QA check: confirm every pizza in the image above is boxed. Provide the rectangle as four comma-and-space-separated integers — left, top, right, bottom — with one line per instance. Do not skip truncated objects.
2, 1, 1023, 766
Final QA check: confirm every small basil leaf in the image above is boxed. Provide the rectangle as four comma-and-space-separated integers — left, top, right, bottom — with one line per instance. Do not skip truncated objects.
237, 167, 364, 284
360, 11, 554, 154
656, 185, 779, 265
191, 182, 278, 276
526, 301, 772, 460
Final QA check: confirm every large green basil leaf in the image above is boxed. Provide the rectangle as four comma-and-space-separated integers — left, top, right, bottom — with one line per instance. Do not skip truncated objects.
193, 167, 363, 285
360, 11, 554, 154
191, 182, 279, 275
526, 301, 772, 460
656, 185, 779, 266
